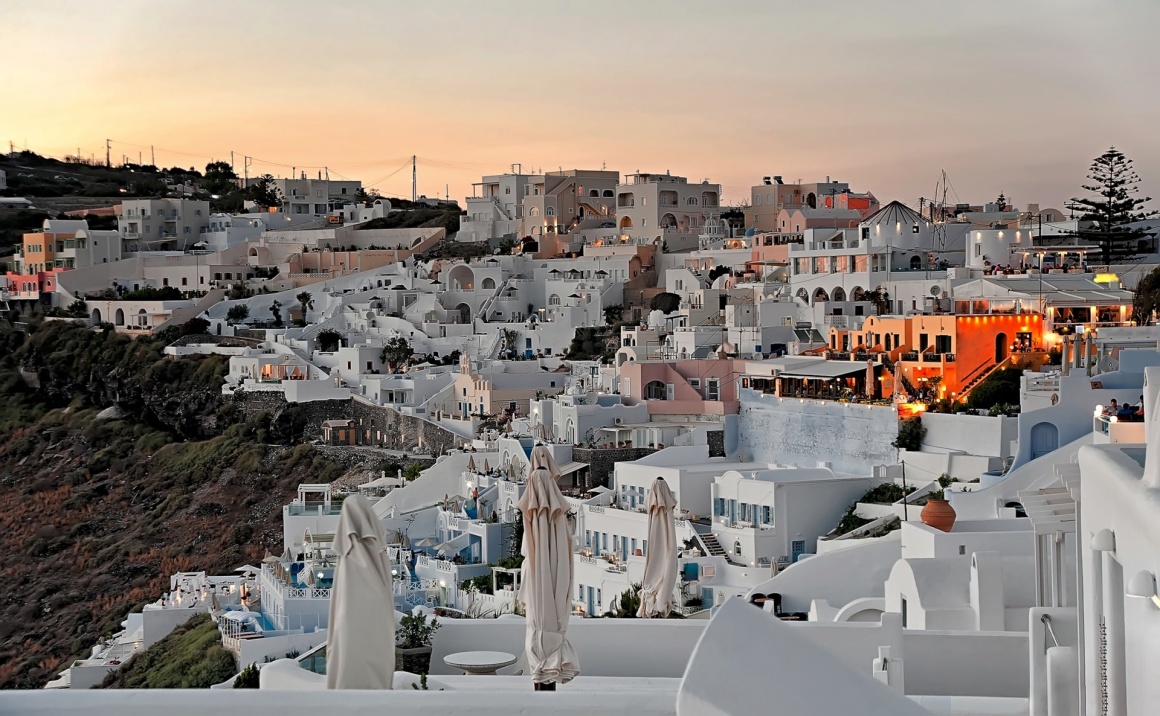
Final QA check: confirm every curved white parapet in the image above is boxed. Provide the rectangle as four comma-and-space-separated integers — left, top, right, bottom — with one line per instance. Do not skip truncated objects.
259, 659, 326, 690
833, 597, 886, 623
676, 599, 927, 716
908, 695, 1030, 714
258, 659, 456, 692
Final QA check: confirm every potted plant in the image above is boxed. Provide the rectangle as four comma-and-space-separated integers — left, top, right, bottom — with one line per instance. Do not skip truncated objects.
396, 612, 441, 674
920, 489, 956, 532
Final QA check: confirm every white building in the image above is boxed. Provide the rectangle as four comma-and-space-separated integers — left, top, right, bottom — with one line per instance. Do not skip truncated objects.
118, 198, 212, 252
615, 171, 721, 252
252, 175, 362, 216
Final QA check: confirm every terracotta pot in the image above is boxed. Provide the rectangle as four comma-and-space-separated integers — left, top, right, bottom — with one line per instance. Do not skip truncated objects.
920, 499, 956, 532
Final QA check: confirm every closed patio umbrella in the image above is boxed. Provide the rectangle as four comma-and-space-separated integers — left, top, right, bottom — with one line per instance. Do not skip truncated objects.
637, 477, 678, 618
518, 446, 580, 690
326, 494, 397, 690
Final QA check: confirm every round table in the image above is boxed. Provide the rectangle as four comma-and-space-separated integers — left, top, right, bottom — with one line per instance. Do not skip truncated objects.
443, 650, 517, 676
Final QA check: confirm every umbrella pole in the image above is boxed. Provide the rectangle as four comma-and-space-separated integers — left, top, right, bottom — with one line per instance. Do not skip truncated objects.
534, 681, 556, 691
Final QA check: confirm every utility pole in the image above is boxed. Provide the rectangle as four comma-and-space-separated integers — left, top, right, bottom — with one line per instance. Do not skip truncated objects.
105, 139, 111, 168
230, 151, 235, 173
151, 145, 155, 166
412, 155, 417, 203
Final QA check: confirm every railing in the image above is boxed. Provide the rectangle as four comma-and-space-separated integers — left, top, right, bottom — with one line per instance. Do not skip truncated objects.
285, 588, 331, 599
922, 353, 943, 363
901, 351, 919, 361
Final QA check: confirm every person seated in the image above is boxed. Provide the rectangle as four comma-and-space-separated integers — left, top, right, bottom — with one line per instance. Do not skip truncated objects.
1103, 399, 1119, 416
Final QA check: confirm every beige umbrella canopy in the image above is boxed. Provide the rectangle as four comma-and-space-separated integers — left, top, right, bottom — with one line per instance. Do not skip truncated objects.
518, 446, 580, 689
637, 477, 678, 618
326, 494, 397, 690
466, 454, 477, 472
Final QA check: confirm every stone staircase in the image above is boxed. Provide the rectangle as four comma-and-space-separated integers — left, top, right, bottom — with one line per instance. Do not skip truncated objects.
697, 532, 727, 558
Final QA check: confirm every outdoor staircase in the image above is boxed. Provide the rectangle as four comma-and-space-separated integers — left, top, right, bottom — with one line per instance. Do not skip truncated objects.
960, 356, 1014, 397
697, 532, 727, 558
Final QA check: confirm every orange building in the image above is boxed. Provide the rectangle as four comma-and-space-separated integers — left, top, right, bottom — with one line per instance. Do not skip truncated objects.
828, 312, 1048, 401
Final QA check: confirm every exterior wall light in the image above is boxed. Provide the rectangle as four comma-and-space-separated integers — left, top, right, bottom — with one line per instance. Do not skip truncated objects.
1126, 570, 1160, 609
1091, 529, 1115, 552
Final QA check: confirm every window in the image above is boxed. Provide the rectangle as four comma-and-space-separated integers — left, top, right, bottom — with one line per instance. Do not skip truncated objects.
707, 379, 720, 401
195, 209, 202, 217
975, 242, 982, 257
549, 294, 560, 305
762, 505, 771, 523
733, 541, 742, 556
505, 187, 511, 195
714, 497, 725, 516
184, 226, 191, 234
900, 596, 908, 627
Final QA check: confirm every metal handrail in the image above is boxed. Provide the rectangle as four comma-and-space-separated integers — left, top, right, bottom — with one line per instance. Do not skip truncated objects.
1041, 613, 1060, 651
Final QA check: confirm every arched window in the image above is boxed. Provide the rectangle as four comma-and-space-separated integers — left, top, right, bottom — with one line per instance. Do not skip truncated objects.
602, 189, 614, 197
481, 277, 495, 290
589, 189, 599, 197
686, 197, 698, 206
733, 541, 742, 556
644, 381, 667, 400
549, 294, 561, 306
546, 207, 556, 217
528, 207, 540, 217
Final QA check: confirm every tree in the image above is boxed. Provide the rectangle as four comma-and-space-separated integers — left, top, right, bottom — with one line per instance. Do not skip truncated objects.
65, 299, 88, 318
994, 192, 1009, 211
202, 161, 237, 195
295, 291, 314, 322
1132, 264, 1160, 325
246, 174, 282, 210
650, 292, 681, 314
867, 286, 891, 316
1070, 147, 1158, 264
181, 317, 210, 336
602, 304, 624, 326
316, 328, 342, 352
270, 300, 283, 328
380, 336, 413, 372
226, 305, 249, 324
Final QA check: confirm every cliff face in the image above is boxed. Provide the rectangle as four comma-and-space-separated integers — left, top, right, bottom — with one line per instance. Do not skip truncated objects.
0, 322, 345, 688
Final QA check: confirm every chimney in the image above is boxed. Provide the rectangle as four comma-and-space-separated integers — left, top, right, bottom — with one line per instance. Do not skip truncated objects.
773, 176, 783, 185
762, 176, 772, 185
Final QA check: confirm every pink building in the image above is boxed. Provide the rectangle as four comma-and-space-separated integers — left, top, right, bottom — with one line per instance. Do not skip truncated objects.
619, 358, 742, 418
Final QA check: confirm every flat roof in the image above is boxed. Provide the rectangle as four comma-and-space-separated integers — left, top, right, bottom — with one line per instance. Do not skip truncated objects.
778, 362, 869, 379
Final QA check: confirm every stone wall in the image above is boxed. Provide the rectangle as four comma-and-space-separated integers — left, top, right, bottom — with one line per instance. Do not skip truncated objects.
736, 390, 899, 475
235, 392, 463, 455
707, 430, 725, 458
572, 447, 658, 489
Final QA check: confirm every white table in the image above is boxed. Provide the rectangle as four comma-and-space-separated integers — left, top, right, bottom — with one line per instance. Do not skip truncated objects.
443, 650, 518, 676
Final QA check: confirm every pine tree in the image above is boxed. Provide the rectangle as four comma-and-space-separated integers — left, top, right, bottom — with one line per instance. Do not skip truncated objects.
1070, 147, 1157, 264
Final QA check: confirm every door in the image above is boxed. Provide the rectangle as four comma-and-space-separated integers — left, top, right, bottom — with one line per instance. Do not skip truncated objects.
791, 540, 806, 563
701, 587, 715, 609
587, 586, 595, 616
1030, 422, 1059, 459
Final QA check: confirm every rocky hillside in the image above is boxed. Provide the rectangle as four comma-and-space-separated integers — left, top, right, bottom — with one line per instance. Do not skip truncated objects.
0, 321, 357, 688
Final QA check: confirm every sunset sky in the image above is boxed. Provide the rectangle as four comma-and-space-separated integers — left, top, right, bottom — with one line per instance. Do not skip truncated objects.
3, 0, 1158, 210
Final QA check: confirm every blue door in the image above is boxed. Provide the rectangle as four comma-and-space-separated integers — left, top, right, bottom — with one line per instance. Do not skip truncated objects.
1030, 422, 1059, 459
791, 540, 806, 563
587, 586, 595, 616
701, 587, 714, 609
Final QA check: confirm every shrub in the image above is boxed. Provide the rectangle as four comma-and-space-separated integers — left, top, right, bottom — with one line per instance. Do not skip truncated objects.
967, 367, 1023, 410
892, 417, 926, 451
97, 613, 236, 688
396, 612, 440, 649
233, 663, 260, 688
316, 329, 342, 352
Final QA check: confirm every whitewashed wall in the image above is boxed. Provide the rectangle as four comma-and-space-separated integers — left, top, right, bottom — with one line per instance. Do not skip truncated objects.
737, 390, 898, 474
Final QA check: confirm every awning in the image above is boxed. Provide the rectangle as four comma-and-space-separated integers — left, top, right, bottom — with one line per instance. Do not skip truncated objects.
436, 533, 471, 554
779, 362, 869, 380
556, 461, 588, 476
